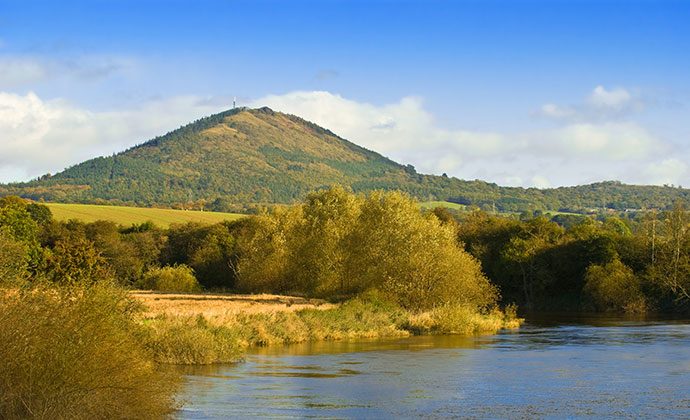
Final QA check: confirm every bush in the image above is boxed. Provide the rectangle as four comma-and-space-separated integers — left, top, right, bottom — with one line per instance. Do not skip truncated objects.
138, 265, 201, 292
146, 315, 242, 365
429, 303, 505, 335
0, 282, 179, 420
583, 259, 647, 313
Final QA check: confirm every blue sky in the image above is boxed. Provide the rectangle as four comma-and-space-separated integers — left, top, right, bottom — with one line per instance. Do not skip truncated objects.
1, 0, 689, 187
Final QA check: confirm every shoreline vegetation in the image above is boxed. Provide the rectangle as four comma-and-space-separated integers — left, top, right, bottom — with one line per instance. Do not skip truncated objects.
2, 186, 689, 419
0, 283, 520, 420
137, 290, 522, 365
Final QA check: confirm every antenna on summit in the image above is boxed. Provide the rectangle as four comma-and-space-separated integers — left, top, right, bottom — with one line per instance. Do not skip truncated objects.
233, 97, 236, 109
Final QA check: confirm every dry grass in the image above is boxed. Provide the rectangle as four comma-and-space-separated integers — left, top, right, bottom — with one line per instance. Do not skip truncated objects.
135, 292, 404, 365
132, 290, 335, 322
132, 291, 522, 365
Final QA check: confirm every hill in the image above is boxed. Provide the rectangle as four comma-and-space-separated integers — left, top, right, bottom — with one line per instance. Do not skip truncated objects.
2, 106, 689, 212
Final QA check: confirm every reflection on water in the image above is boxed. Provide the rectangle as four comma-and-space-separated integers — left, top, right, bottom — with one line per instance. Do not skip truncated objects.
176, 314, 690, 419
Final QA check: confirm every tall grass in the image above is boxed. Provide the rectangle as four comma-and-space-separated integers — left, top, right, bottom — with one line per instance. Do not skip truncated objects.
0, 282, 179, 420
144, 293, 521, 365
146, 315, 243, 365
145, 297, 410, 364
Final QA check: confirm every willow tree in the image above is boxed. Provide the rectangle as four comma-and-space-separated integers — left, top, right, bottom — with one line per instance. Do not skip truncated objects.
346, 190, 497, 311
289, 185, 361, 296
232, 207, 301, 293
233, 187, 498, 311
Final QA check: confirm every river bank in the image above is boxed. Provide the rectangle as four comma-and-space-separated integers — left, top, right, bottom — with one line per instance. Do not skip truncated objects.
134, 291, 522, 365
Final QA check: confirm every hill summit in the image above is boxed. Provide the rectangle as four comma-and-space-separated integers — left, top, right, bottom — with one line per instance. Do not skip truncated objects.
2, 107, 690, 212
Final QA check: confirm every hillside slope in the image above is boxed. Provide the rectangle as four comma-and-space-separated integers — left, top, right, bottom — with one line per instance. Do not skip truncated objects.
2, 107, 689, 212
4, 107, 409, 205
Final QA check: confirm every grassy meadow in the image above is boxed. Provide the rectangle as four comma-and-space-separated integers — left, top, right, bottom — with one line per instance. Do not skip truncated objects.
418, 200, 468, 210
45, 203, 244, 227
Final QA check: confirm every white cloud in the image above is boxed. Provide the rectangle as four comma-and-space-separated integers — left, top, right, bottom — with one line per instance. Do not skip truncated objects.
504, 176, 523, 186
540, 103, 577, 120
252, 91, 514, 176
545, 122, 664, 160
531, 175, 551, 189
643, 159, 688, 186
0, 57, 51, 89
0, 91, 233, 182
587, 85, 632, 109
315, 70, 339, 80
537, 85, 645, 122
252, 90, 673, 186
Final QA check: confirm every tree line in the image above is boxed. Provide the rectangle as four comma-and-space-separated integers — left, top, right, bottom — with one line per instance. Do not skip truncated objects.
0, 187, 496, 312
2, 188, 689, 313
452, 203, 690, 312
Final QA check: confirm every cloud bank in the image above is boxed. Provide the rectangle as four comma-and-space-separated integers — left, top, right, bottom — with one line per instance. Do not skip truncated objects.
252, 90, 682, 187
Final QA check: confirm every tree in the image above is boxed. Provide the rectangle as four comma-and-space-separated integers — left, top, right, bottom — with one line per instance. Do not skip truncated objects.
0, 230, 28, 285
187, 224, 236, 289
502, 217, 563, 309
0, 201, 41, 272
162, 222, 236, 289
650, 202, 690, 301
233, 208, 300, 293
456, 211, 523, 303
289, 185, 361, 296
46, 238, 111, 286
25, 202, 53, 225
85, 220, 145, 285
583, 259, 646, 312
603, 217, 631, 237
346, 190, 496, 310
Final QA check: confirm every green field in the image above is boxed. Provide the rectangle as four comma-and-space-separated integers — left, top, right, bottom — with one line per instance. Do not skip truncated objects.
46, 203, 244, 227
418, 201, 468, 211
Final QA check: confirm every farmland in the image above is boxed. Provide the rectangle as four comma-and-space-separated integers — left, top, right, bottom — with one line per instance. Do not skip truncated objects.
45, 203, 244, 227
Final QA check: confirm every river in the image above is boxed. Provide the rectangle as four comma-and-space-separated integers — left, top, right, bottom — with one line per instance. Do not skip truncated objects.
176, 314, 690, 419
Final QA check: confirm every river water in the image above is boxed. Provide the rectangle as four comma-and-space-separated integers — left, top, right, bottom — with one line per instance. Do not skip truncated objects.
176, 314, 690, 419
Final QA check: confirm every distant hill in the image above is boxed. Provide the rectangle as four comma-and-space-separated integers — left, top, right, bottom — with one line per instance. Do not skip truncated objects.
2, 106, 689, 212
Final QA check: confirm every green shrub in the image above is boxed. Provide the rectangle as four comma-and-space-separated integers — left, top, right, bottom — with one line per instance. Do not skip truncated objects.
429, 303, 505, 335
0, 282, 179, 420
583, 259, 647, 313
146, 315, 243, 364
138, 264, 201, 292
